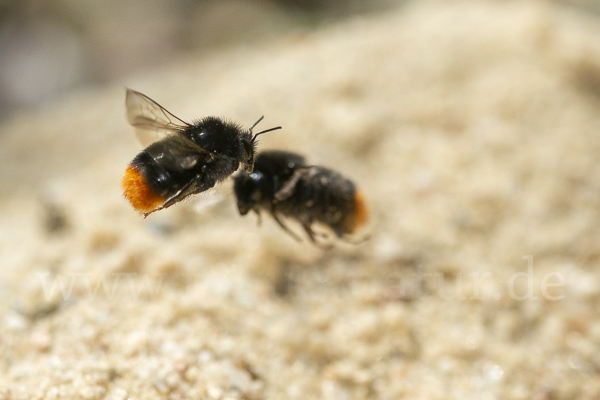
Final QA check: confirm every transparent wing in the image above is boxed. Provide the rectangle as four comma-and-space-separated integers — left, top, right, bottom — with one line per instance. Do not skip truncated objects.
164, 133, 213, 168
125, 89, 191, 147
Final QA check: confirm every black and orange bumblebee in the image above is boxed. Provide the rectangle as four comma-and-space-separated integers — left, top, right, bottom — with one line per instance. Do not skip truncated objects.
233, 150, 369, 243
121, 89, 280, 217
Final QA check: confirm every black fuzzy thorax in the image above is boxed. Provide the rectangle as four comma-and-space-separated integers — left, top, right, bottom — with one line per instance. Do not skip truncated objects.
186, 117, 249, 159
254, 150, 306, 204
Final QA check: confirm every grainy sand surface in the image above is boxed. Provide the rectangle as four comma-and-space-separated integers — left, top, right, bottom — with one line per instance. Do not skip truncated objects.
2, 1, 600, 399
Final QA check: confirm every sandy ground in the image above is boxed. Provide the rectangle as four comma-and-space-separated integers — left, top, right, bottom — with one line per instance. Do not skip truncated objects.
2, 1, 600, 399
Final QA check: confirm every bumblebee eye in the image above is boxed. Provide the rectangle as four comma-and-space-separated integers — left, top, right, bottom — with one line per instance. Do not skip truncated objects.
243, 142, 253, 161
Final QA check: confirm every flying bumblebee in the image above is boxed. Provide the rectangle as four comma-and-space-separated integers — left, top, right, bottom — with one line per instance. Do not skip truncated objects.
121, 89, 281, 217
233, 150, 369, 243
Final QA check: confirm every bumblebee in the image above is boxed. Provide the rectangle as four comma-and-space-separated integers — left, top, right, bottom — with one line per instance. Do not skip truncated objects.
121, 89, 280, 217
233, 150, 369, 243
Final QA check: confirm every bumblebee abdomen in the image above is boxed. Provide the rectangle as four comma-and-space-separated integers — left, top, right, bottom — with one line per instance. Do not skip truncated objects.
288, 168, 368, 237
121, 165, 166, 214
121, 150, 183, 214
306, 170, 368, 236
341, 189, 369, 234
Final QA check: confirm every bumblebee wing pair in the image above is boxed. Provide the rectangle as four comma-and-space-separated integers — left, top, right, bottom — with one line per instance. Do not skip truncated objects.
270, 166, 320, 242
273, 166, 356, 244
126, 89, 201, 149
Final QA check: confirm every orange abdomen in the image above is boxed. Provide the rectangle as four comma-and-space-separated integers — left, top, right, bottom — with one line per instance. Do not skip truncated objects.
342, 189, 369, 234
121, 165, 165, 214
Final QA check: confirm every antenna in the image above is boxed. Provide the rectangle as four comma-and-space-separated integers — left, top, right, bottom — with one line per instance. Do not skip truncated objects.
249, 116, 281, 143
249, 116, 264, 132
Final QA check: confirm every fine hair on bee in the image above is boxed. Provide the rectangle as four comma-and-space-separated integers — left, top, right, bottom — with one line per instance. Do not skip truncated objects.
120, 89, 281, 217
233, 150, 369, 244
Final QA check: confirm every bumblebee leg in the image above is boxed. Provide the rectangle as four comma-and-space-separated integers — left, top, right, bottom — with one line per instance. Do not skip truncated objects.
332, 226, 345, 238
143, 188, 193, 217
302, 224, 334, 249
143, 177, 206, 217
271, 212, 302, 242
302, 224, 317, 243
341, 234, 371, 245
274, 167, 313, 203
254, 209, 262, 226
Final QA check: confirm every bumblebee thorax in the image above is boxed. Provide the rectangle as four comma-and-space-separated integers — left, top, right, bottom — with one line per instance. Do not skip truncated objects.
189, 117, 250, 158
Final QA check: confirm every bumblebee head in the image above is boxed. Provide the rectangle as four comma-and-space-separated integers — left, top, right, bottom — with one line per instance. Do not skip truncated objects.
233, 171, 265, 215
241, 138, 256, 173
